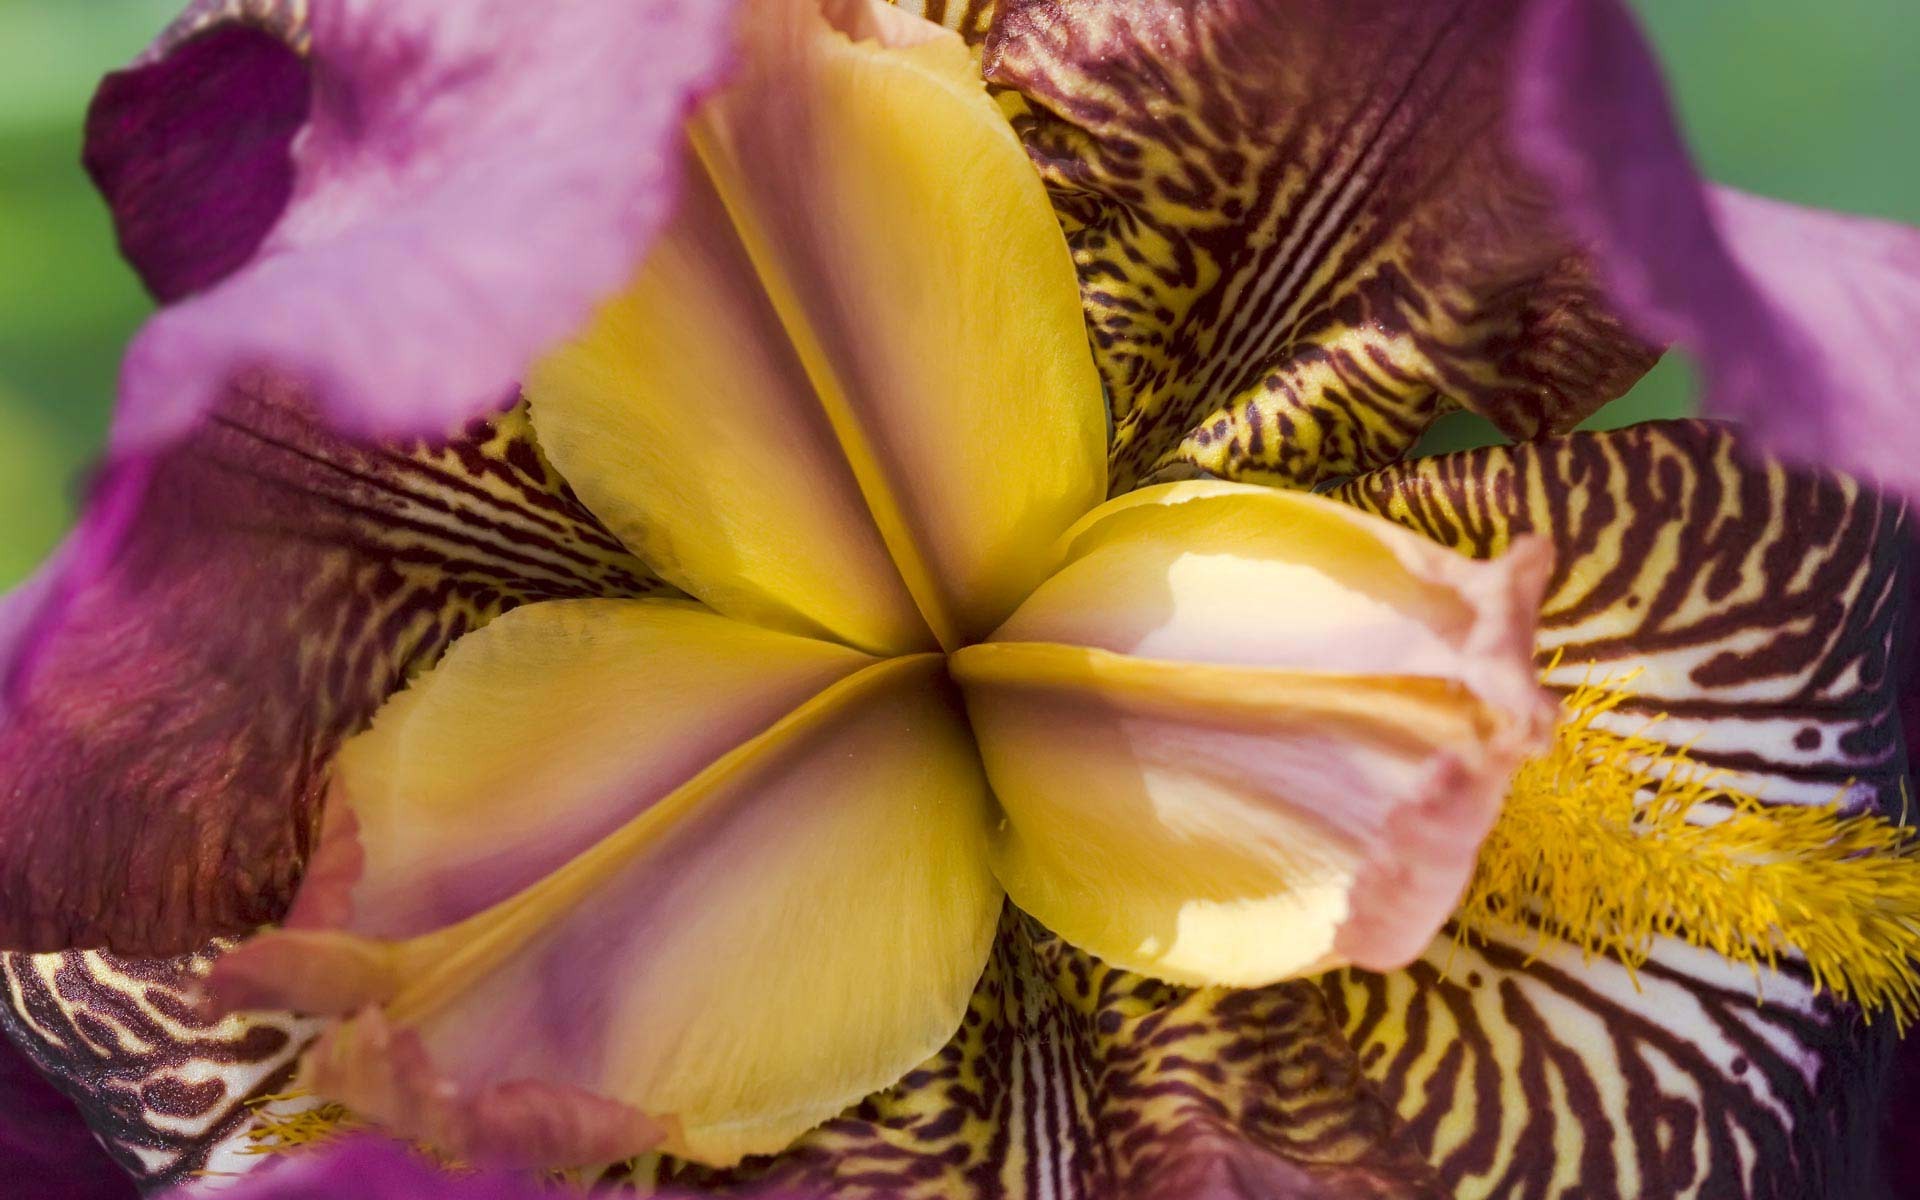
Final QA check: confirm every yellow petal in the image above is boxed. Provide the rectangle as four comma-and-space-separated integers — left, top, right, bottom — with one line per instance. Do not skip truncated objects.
217, 623, 1001, 1168
291, 598, 876, 939
526, 0, 1104, 655
952, 482, 1554, 987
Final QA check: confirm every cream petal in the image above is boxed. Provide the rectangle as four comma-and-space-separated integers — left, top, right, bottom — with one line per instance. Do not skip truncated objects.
954, 483, 1552, 986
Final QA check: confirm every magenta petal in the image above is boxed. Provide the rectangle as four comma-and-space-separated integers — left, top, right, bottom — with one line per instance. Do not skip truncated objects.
0, 391, 657, 955
107, 0, 736, 455
1513, 0, 1920, 500
0, 1034, 134, 1200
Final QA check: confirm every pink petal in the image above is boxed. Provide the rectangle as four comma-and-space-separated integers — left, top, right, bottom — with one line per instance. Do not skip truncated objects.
102, 0, 737, 455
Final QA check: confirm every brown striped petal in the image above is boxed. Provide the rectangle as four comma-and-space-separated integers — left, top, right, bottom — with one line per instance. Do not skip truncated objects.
1324, 419, 1905, 1197
981, 0, 1660, 492
0, 941, 322, 1192
0, 392, 661, 957
645, 910, 1444, 1199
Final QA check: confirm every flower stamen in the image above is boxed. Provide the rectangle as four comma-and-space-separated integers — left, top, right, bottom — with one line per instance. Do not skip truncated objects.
1458, 668, 1920, 1026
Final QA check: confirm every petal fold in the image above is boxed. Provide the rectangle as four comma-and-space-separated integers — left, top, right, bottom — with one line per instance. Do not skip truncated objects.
528, 0, 1105, 653
214, 612, 1001, 1168
84, 11, 309, 303
952, 483, 1552, 986
104, 0, 735, 453
1514, 0, 1920, 503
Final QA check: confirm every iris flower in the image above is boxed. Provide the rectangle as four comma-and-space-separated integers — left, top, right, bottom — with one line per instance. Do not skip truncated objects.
4, 1, 1919, 1199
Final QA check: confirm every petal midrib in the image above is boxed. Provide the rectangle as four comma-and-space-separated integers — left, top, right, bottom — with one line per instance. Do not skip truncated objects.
949, 640, 1497, 748
384, 650, 954, 1023
685, 119, 967, 653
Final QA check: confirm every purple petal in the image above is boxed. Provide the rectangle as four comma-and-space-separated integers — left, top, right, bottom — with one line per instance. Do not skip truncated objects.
0, 1032, 135, 1200
0, 392, 658, 955
84, 18, 309, 303
102, 0, 736, 455
1513, 0, 1920, 501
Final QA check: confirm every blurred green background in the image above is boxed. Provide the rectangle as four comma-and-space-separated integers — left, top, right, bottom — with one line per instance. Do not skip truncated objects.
0, 0, 1916, 586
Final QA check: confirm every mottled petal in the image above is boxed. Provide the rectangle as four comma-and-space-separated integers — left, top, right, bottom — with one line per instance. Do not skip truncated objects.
213, 609, 1000, 1169
1, 942, 321, 1192
1327, 419, 1906, 1197
527, 0, 1105, 653
1514, 0, 1920, 503
654, 912, 1443, 1200
950, 483, 1552, 986
0, 394, 657, 955
103, 0, 734, 454
983, 0, 1660, 491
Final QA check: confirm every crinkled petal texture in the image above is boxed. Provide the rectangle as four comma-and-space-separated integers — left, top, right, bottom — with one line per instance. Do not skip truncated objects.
1327, 421, 1907, 1198
0, 394, 658, 956
104, 0, 735, 454
952, 482, 1555, 987
214, 601, 1002, 1169
525, 0, 1105, 654
1514, 0, 1920, 504
982, 0, 1660, 491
